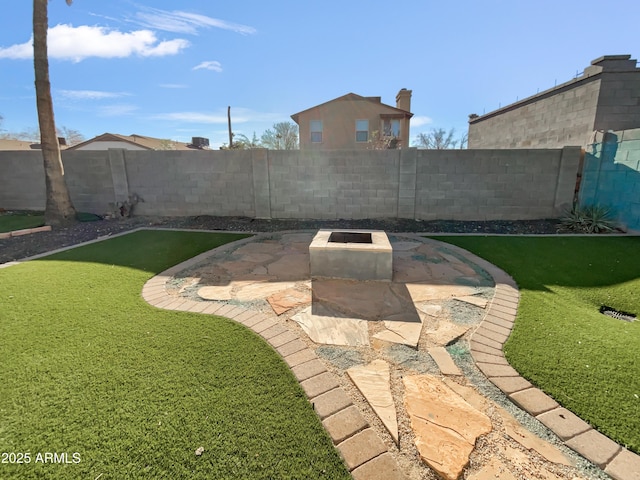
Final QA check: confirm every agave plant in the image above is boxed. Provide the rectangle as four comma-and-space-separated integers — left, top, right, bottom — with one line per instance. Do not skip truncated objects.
560, 205, 618, 233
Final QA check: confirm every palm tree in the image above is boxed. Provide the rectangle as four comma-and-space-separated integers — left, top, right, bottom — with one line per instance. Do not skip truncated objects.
33, 0, 77, 226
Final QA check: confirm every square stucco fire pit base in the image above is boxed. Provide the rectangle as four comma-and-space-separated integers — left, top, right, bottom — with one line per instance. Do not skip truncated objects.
309, 229, 393, 281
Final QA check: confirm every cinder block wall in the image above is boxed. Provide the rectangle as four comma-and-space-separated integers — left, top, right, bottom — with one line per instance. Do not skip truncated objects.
468, 79, 600, 149
468, 55, 640, 149
0, 147, 581, 221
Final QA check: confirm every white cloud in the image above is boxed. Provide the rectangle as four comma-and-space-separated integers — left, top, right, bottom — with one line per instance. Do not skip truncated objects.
151, 108, 282, 124
58, 89, 129, 100
133, 8, 256, 35
411, 116, 433, 127
193, 60, 222, 72
0, 24, 189, 62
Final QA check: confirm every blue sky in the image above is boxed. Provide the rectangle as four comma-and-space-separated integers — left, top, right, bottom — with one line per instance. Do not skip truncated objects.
0, 0, 638, 149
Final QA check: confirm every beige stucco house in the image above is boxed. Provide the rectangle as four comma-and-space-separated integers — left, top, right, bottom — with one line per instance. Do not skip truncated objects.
291, 89, 413, 150
67, 133, 210, 151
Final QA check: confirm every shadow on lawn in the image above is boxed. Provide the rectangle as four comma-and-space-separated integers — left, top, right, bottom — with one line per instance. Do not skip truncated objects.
36, 230, 252, 274
435, 236, 640, 291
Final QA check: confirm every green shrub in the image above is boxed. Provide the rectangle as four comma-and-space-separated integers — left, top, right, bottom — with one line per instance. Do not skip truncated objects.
559, 204, 618, 233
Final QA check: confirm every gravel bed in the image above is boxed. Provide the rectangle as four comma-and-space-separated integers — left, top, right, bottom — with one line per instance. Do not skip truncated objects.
0, 214, 563, 264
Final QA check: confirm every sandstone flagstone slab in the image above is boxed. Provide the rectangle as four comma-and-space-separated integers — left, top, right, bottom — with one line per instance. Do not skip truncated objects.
266, 254, 310, 279
496, 407, 572, 466
347, 359, 398, 444
197, 284, 234, 301
454, 295, 488, 308
373, 318, 423, 348
424, 320, 470, 346
292, 305, 369, 346
234, 281, 296, 301
312, 279, 413, 320
266, 287, 311, 315
403, 374, 492, 480
405, 283, 477, 302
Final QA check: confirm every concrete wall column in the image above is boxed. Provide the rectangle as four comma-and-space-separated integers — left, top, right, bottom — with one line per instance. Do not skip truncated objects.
398, 147, 417, 218
252, 148, 271, 218
107, 148, 130, 203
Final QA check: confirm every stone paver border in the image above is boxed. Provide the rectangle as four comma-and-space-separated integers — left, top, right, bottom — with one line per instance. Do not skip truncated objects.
438, 241, 640, 480
4, 227, 638, 479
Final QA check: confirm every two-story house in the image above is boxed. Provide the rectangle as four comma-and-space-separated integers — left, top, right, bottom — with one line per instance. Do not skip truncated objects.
291, 89, 413, 150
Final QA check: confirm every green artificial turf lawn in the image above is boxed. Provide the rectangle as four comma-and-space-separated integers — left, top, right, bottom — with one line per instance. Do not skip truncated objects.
0, 212, 45, 233
0, 230, 350, 479
434, 236, 640, 454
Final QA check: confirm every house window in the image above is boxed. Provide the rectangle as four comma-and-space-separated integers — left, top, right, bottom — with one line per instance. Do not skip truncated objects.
310, 120, 323, 143
383, 119, 400, 138
356, 120, 369, 142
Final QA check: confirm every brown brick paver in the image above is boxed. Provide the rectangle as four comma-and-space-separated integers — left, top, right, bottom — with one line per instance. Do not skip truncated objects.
487, 376, 532, 395
292, 359, 327, 381
276, 338, 307, 357
565, 429, 622, 467
337, 428, 387, 471
536, 407, 592, 441
509, 388, 559, 416
605, 449, 640, 480
312, 388, 353, 419
301, 371, 340, 398
322, 405, 368, 444
351, 452, 410, 480
267, 330, 299, 348
285, 348, 319, 368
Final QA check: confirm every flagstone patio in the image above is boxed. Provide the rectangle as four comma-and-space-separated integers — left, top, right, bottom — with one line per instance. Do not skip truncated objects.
143, 231, 636, 480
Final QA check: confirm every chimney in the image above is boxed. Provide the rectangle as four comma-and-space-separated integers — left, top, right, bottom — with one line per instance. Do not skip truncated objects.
396, 88, 412, 112
57, 137, 67, 146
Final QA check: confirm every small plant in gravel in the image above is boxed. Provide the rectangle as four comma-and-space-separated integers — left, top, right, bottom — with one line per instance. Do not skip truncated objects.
559, 204, 618, 233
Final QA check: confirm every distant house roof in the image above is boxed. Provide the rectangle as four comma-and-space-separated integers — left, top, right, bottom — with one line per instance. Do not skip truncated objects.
291, 92, 413, 124
66, 133, 208, 151
0, 137, 72, 150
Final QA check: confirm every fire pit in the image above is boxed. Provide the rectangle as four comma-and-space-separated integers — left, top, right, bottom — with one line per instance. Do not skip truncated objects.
309, 229, 393, 280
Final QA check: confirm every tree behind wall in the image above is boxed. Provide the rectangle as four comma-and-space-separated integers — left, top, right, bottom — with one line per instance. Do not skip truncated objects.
414, 128, 467, 149
261, 122, 299, 150
33, 0, 76, 226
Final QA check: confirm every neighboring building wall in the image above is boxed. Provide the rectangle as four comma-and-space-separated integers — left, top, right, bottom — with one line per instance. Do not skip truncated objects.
579, 128, 640, 231
295, 93, 411, 150
468, 55, 640, 149
0, 148, 580, 221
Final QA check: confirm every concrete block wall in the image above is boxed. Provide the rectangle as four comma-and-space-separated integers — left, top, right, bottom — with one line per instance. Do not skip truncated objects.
468, 78, 601, 149
0, 147, 581, 222
413, 147, 580, 220
125, 150, 256, 217
469, 55, 640, 150
267, 149, 400, 219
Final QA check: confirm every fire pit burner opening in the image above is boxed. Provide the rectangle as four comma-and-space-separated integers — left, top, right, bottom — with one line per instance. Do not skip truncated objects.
328, 232, 372, 244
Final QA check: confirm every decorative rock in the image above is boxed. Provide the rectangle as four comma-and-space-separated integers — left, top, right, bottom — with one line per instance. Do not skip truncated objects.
347, 360, 399, 444
467, 457, 516, 480
403, 375, 492, 480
